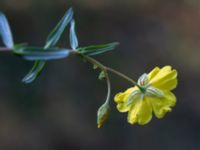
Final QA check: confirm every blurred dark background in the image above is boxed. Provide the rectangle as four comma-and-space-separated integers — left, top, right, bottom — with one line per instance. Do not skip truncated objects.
0, 0, 200, 150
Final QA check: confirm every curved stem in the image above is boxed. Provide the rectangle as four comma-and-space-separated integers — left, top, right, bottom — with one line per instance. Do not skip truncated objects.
80, 54, 105, 70
105, 72, 111, 104
105, 67, 139, 87
77, 52, 140, 89
78, 53, 111, 103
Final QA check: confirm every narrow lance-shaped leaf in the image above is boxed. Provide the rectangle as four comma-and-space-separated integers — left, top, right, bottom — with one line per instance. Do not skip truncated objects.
77, 42, 119, 56
69, 19, 78, 50
22, 8, 74, 84
14, 46, 70, 61
46, 7, 74, 47
22, 61, 45, 83
0, 12, 14, 48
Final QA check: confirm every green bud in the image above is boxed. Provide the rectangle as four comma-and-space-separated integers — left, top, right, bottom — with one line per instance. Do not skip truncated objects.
97, 102, 110, 128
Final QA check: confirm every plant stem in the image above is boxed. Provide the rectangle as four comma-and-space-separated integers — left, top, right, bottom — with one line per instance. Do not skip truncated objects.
105, 73, 111, 104
0, 47, 12, 52
0, 47, 139, 89
78, 53, 140, 88
105, 67, 139, 87
78, 53, 111, 103
80, 54, 105, 70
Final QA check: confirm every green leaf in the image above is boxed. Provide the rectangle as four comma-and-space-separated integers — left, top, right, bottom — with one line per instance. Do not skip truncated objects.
22, 61, 45, 83
93, 64, 98, 70
14, 46, 70, 61
77, 42, 119, 56
13, 43, 28, 49
70, 19, 78, 49
22, 7, 73, 84
46, 7, 74, 47
0, 12, 14, 48
98, 71, 106, 80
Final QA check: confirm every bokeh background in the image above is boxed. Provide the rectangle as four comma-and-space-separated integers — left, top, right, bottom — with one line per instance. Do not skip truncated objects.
0, 0, 200, 150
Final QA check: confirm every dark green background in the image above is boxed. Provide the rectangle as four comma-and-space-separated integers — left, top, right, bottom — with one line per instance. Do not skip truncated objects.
0, 0, 199, 150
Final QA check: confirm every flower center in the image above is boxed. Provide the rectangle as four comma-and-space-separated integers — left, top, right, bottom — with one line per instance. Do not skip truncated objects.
137, 73, 164, 98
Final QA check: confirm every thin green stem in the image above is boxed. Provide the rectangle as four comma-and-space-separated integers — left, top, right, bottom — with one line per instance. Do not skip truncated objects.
105, 72, 111, 104
77, 52, 140, 89
80, 54, 106, 71
79, 53, 111, 103
105, 67, 139, 87
0, 47, 139, 89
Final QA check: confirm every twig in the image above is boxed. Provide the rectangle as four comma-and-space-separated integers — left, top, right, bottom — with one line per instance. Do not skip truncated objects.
0, 47, 12, 53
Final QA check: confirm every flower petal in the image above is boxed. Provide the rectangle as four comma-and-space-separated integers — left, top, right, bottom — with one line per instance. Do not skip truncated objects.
156, 77, 177, 91
116, 96, 139, 112
116, 103, 131, 112
149, 91, 176, 119
114, 87, 138, 112
127, 98, 152, 125
114, 87, 136, 103
148, 66, 178, 90
148, 67, 160, 80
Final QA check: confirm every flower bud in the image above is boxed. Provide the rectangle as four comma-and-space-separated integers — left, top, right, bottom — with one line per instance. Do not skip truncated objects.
97, 102, 110, 128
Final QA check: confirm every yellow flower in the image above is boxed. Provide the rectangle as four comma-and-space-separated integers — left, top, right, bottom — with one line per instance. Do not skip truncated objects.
114, 66, 178, 125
